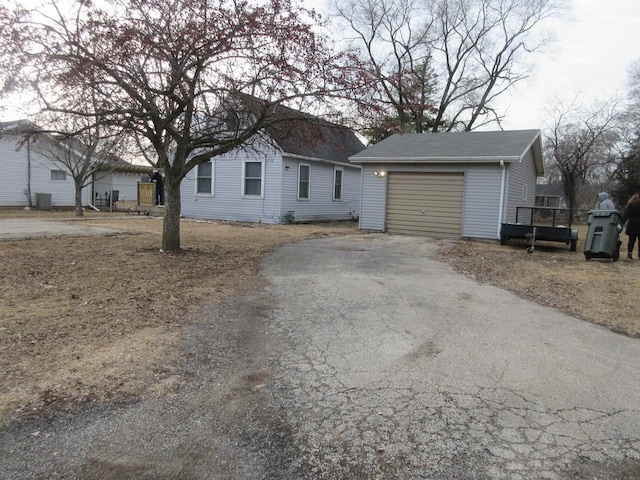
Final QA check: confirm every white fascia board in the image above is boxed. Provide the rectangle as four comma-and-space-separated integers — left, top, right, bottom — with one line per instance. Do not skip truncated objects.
349, 156, 520, 164
283, 152, 362, 169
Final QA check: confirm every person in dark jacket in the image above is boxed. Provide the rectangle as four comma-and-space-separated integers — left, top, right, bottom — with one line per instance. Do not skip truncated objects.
151, 171, 164, 205
621, 192, 640, 260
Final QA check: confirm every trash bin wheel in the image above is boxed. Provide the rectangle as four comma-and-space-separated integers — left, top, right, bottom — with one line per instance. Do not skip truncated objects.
612, 248, 620, 262
584, 252, 592, 260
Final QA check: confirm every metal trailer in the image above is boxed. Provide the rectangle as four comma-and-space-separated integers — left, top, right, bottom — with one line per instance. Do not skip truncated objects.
500, 207, 578, 253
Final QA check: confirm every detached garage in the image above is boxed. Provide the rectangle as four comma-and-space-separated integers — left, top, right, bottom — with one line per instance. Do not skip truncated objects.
349, 130, 544, 240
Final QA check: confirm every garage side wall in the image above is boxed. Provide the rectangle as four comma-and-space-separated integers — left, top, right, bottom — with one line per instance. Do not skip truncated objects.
504, 148, 537, 223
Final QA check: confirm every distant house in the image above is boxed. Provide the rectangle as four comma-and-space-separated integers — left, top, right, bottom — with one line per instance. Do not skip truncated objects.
0, 120, 91, 208
0, 120, 152, 210
535, 184, 565, 208
180, 99, 365, 224
349, 130, 544, 240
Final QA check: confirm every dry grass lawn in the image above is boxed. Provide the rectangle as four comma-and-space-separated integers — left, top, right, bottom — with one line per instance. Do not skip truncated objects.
0, 210, 359, 425
441, 227, 640, 337
1, 208, 639, 425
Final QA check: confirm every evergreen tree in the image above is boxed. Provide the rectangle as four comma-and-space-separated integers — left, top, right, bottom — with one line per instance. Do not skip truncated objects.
614, 140, 640, 206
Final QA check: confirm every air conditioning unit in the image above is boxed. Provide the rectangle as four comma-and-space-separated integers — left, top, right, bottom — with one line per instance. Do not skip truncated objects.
35, 193, 52, 210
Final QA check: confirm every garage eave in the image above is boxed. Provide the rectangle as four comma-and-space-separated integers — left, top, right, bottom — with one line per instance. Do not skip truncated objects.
350, 156, 520, 164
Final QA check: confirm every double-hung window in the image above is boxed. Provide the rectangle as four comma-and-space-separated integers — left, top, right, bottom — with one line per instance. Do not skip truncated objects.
298, 164, 310, 200
243, 160, 264, 197
50, 169, 67, 181
333, 167, 343, 201
196, 160, 214, 195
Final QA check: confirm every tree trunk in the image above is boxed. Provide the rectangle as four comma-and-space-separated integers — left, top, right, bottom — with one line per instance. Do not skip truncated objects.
563, 174, 577, 212
75, 182, 84, 217
162, 179, 181, 251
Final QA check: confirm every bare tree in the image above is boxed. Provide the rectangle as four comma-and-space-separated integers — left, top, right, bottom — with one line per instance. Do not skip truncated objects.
0, 3, 25, 99
332, 0, 439, 136
611, 60, 640, 205
625, 60, 640, 130
4, 0, 357, 250
31, 120, 125, 217
333, 0, 566, 134
543, 97, 621, 212
615, 59, 640, 149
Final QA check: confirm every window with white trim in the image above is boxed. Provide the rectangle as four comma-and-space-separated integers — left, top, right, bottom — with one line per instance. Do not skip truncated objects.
243, 160, 264, 197
298, 164, 310, 199
333, 167, 343, 200
50, 169, 67, 181
196, 160, 214, 195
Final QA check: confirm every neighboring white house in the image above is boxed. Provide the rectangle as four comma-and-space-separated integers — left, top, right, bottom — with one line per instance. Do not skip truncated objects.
349, 130, 544, 240
1, 120, 153, 209
0, 120, 91, 208
180, 104, 365, 224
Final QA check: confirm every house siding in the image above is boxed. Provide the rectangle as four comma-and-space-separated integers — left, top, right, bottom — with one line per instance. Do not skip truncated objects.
461, 166, 504, 239
280, 158, 360, 222
0, 136, 29, 206
0, 135, 89, 207
505, 148, 537, 223
180, 149, 283, 224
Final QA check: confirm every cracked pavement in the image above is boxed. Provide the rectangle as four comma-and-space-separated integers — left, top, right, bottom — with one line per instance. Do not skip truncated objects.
2, 233, 640, 479
262, 234, 640, 478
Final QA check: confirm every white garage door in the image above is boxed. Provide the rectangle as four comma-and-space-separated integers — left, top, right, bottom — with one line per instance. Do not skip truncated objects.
386, 172, 464, 236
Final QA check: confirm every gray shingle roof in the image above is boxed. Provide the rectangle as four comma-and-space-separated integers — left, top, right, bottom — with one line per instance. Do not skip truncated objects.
235, 94, 366, 166
349, 130, 543, 174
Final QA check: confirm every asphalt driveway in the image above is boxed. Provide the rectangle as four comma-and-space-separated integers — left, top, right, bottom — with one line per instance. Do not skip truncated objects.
261, 234, 640, 478
2, 234, 640, 479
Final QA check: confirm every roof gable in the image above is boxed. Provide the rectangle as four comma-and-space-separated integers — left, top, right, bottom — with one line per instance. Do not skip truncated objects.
350, 130, 544, 175
235, 94, 366, 165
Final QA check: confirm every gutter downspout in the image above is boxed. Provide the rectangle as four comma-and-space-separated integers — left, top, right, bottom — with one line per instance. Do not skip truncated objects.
497, 159, 506, 239
26, 137, 33, 207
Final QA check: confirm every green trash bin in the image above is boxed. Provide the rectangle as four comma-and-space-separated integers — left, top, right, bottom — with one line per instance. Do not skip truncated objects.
583, 209, 622, 261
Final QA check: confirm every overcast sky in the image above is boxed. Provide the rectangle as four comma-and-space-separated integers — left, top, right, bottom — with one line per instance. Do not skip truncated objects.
3, 0, 640, 131
319, 0, 640, 131
494, 0, 640, 130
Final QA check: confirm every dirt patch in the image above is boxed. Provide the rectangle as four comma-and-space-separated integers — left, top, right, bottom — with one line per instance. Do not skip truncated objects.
1, 210, 639, 426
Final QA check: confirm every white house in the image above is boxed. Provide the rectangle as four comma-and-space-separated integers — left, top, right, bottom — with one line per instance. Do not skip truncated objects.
0, 120, 91, 209
1, 120, 153, 210
349, 130, 544, 240
180, 105, 365, 224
